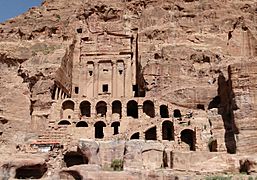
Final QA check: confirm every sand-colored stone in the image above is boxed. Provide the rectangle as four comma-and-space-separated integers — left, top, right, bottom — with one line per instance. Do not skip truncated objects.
1, 0, 257, 179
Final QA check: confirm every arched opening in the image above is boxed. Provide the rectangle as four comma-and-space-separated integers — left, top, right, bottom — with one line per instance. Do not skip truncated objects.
112, 100, 122, 118
127, 100, 138, 118
162, 121, 174, 141
94, 121, 106, 139
208, 138, 218, 152
143, 100, 155, 118
145, 126, 157, 140
15, 164, 47, 179
181, 129, 196, 151
58, 120, 71, 125
111, 122, 120, 135
80, 101, 91, 117
173, 109, 181, 118
62, 100, 75, 119
130, 132, 140, 140
62, 100, 75, 110
160, 105, 169, 118
76, 121, 88, 127
96, 101, 107, 117
64, 152, 88, 168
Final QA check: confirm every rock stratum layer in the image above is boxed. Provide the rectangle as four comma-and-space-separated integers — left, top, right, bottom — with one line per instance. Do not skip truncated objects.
0, 0, 257, 179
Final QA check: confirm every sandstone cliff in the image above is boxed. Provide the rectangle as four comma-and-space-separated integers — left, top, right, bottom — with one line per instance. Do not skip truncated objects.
0, 0, 257, 178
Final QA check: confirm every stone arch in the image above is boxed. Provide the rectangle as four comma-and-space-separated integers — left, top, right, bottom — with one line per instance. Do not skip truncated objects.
64, 151, 88, 167
58, 120, 71, 125
127, 100, 138, 118
94, 121, 106, 139
173, 109, 181, 118
76, 121, 88, 127
160, 105, 169, 118
112, 100, 122, 118
145, 126, 157, 140
80, 101, 91, 117
180, 129, 196, 151
62, 100, 75, 119
96, 101, 107, 117
143, 100, 155, 118
130, 132, 140, 140
162, 121, 174, 141
111, 121, 120, 135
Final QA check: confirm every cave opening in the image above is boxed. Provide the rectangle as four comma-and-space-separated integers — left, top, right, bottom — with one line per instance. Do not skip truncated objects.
130, 132, 140, 139
143, 100, 155, 118
160, 105, 169, 118
64, 152, 88, 168
15, 164, 47, 179
173, 109, 181, 118
162, 121, 174, 141
94, 121, 106, 139
111, 121, 120, 135
127, 100, 138, 118
181, 129, 196, 151
145, 126, 157, 140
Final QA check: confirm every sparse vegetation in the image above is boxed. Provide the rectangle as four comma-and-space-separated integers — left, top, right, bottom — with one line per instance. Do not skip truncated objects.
205, 175, 232, 180
111, 159, 123, 171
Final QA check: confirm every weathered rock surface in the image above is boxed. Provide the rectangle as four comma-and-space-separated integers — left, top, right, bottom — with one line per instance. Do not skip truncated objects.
1, 0, 257, 178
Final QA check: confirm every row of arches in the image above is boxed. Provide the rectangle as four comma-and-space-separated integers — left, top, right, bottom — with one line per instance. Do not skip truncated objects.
62, 100, 182, 119
140, 127, 195, 151
58, 120, 120, 139
58, 120, 195, 151
58, 120, 181, 141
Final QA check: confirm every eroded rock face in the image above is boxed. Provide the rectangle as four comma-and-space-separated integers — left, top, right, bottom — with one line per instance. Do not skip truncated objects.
78, 139, 100, 165
0, 155, 47, 179
1, 0, 257, 178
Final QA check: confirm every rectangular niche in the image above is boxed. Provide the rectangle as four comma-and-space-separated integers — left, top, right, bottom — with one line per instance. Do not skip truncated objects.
98, 61, 112, 95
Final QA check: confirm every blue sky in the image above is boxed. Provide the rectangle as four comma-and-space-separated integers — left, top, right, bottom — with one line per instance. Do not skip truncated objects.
0, 0, 43, 23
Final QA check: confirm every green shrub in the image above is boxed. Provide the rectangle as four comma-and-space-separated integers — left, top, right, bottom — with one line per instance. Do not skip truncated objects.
111, 159, 123, 171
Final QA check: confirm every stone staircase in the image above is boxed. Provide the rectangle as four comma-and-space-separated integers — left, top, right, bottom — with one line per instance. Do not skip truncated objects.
32, 126, 72, 145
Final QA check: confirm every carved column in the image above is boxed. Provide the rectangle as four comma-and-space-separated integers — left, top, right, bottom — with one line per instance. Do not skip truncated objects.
112, 62, 117, 97
94, 62, 99, 97
125, 61, 132, 97
138, 104, 143, 119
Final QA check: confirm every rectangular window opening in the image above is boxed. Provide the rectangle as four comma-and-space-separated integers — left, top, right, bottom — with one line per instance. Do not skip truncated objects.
75, 87, 79, 94
102, 84, 108, 93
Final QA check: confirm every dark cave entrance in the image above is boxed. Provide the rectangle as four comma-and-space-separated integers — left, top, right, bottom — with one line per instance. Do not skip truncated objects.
64, 152, 88, 168
130, 132, 140, 139
145, 126, 157, 140
127, 100, 138, 118
143, 100, 155, 118
181, 129, 196, 151
173, 109, 181, 118
80, 101, 91, 117
96, 101, 107, 117
160, 105, 169, 118
162, 121, 174, 141
111, 121, 120, 135
94, 121, 106, 139
15, 164, 47, 179
112, 100, 122, 118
